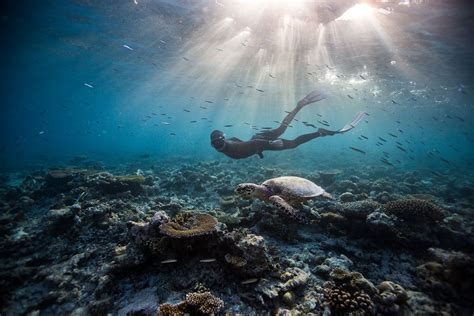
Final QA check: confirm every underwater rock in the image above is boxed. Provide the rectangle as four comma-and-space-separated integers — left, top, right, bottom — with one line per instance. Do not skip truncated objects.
416, 247, 474, 302
46, 204, 81, 234
339, 192, 355, 202
234, 233, 271, 276
159, 212, 218, 238
383, 198, 445, 224
375, 281, 409, 314
86, 172, 145, 195
318, 169, 341, 185
329, 268, 377, 296
366, 211, 398, 239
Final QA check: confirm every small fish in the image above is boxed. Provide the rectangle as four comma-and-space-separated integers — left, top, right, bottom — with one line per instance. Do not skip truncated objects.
396, 141, 403, 146
273, 121, 280, 124
316, 114, 322, 117
170, 133, 176, 136
159, 39, 167, 44
317, 121, 330, 127
161, 259, 177, 264
380, 159, 394, 166
396, 146, 407, 152
241, 278, 259, 285
347, 95, 354, 99
161, 122, 171, 125
256, 89, 264, 92
184, 109, 190, 112
440, 157, 450, 164
349, 147, 366, 154
391, 100, 398, 104
359, 74, 366, 80
235, 83, 243, 88
190, 120, 197, 123
182, 57, 189, 61
378, 137, 387, 142
216, 48, 224, 51
224, 124, 233, 127
284, 111, 291, 114
38, 131, 45, 135
200, 106, 208, 109
306, 123, 316, 128
269, 74, 275, 78
205, 100, 214, 103
376, 142, 384, 146
388, 133, 398, 138
261, 127, 272, 130
84, 83, 94, 88
398, 129, 404, 133
199, 258, 216, 263
123, 44, 133, 50
454, 116, 464, 122
360, 135, 368, 140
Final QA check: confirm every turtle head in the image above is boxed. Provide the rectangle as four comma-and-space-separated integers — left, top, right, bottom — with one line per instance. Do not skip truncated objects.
235, 183, 258, 199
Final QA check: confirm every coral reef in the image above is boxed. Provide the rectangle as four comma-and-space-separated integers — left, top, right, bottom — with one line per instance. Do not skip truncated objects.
0, 159, 473, 315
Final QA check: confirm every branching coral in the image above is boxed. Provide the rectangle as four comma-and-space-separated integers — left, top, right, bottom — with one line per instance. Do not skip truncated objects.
158, 292, 224, 315
324, 288, 374, 315
159, 213, 218, 238
383, 198, 444, 224
185, 292, 224, 314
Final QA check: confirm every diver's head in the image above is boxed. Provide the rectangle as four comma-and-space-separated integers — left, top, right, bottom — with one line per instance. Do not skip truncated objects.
211, 130, 226, 151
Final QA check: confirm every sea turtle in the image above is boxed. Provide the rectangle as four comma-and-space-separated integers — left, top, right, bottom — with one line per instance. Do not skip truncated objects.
235, 176, 332, 222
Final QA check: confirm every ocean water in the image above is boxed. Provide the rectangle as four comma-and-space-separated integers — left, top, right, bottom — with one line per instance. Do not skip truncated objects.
1, 1, 473, 315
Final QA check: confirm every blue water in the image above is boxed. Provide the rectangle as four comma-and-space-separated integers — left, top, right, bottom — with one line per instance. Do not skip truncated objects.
1, 0, 473, 172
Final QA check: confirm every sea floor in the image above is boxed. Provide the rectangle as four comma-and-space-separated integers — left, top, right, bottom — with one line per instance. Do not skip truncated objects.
0, 157, 473, 315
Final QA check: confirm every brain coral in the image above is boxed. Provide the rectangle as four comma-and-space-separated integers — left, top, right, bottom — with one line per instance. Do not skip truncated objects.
383, 198, 444, 224
159, 212, 218, 238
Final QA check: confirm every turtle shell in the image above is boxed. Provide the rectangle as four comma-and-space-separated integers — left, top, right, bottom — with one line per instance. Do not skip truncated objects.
262, 176, 326, 199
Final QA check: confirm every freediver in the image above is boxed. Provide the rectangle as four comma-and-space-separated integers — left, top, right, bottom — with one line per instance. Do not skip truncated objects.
210, 89, 367, 159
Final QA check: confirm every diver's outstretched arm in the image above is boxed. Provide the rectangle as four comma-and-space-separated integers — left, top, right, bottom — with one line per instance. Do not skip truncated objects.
252, 89, 329, 141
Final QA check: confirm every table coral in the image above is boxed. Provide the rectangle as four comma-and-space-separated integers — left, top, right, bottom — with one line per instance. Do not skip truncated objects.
159, 212, 218, 238
383, 198, 444, 224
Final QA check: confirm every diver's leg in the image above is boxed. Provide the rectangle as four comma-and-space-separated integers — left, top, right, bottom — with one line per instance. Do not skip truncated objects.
252, 89, 329, 141
263, 128, 338, 151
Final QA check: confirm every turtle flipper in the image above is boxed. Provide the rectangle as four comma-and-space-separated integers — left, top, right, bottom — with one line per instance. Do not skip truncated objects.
269, 195, 307, 223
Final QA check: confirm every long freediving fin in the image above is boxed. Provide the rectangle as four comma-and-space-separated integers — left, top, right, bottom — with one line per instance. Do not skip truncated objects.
297, 89, 329, 107
337, 111, 368, 133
